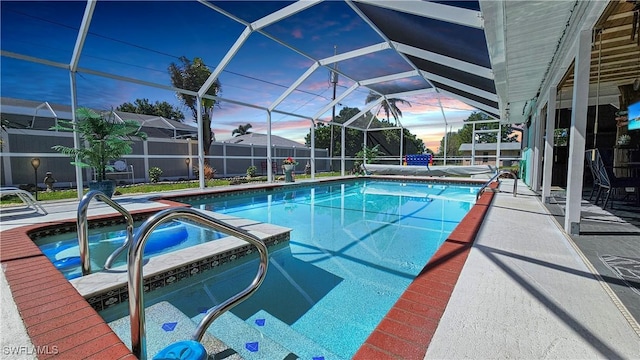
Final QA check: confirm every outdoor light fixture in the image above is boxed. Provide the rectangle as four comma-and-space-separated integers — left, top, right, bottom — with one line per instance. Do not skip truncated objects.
185, 158, 190, 179
30, 157, 40, 200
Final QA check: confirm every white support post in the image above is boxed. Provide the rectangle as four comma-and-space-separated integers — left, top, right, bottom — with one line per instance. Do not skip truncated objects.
143, 141, 149, 183
188, 138, 193, 179
68, 0, 95, 199
222, 142, 227, 177
529, 114, 539, 191
399, 127, 404, 165
250, 143, 254, 168
310, 122, 316, 180
542, 86, 557, 203
341, 126, 345, 175
266, 111, 273, 182
363, 131, 367, 165
565, 30, 591, 235
533, 107, 546, 192
196, 97, 205, 189
471, 122, 476, 166
69, 72, 84, 198
496, 122, 502, 170
437, 96, 449, 166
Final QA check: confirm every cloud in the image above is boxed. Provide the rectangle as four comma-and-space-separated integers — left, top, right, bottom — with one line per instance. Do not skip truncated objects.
291, 28, 303, 39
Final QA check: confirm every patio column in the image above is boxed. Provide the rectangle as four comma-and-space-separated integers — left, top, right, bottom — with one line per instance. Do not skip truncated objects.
565, 30, 591, 235
542, 86, 557, 203
532, 110, 544, 192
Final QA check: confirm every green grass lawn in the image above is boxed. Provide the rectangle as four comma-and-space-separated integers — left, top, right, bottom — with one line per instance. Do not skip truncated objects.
0, 172, 343, 206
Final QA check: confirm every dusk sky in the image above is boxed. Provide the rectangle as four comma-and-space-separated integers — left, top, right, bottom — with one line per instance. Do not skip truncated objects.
1, 1, 481, 151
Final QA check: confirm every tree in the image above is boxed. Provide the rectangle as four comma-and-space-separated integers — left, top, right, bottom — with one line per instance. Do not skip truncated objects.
51, 108, 147, 184
168, 56, 220, 159
365, 91, 411, 122
438, 131, 463, 156
304, 106, 425, 158
232, 123, 252, 137
458, 112, 516, 143
116, 98, 185, 121
437, 112, 517, 155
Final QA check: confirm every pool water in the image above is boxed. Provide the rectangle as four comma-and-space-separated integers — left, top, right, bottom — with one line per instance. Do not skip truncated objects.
102, 180, 479, 358
36, 220, 225, 279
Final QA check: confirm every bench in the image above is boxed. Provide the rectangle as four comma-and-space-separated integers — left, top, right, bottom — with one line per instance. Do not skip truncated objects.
404, 154, 432, 169
93, 159, 135, 183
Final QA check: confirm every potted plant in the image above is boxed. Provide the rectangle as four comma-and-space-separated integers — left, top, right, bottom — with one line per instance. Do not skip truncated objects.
282, 157, 297, 182
51, 107, 147, 197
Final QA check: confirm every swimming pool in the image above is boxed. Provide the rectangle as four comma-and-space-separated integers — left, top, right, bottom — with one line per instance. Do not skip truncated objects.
102, 179, 480, 358
35, 220, 225, 279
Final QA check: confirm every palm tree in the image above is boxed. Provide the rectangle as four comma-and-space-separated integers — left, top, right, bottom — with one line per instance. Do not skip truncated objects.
232, 123, 252, 137
365, 91, 411, 122
168, 56, 220, 160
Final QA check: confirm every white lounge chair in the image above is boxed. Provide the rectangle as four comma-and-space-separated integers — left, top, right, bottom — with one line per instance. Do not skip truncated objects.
0, 187, 48, 214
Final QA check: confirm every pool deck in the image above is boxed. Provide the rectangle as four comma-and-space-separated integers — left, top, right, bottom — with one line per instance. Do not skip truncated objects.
1, 179, 639, 359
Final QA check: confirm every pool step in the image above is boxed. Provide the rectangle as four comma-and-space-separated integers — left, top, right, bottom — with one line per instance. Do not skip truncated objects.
246, 310, 345, 360
107, 301, 239, 359
192, 311, 296, 359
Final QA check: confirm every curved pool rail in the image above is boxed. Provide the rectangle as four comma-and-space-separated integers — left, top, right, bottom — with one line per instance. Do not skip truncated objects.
127, 207, 269, 360
476, 169, 518, 201
77, 190, 134, 276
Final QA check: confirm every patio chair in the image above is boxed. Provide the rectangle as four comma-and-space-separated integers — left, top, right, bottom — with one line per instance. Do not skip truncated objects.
584, 150, 601, 201
0, 187, 48, 214
590, 149, 638, 209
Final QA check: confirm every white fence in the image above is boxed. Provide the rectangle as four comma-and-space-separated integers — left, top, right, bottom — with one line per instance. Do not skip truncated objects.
0, 129, 329, 188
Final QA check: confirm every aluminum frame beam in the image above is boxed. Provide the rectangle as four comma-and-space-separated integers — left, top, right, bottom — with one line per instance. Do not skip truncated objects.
355, 0, 484, 29
393, 42, 495, 80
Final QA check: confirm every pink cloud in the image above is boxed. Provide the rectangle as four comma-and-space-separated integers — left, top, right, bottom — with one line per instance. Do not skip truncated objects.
292, 28, 303, 39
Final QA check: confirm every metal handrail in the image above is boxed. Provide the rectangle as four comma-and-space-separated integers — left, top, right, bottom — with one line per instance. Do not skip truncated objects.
77, 191, 134, 276
127, 207, 268, 360
476, 170, 518, 201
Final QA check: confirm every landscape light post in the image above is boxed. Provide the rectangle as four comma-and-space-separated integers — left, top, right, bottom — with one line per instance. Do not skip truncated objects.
30, 158, 40, 200
185, 158, 190, 180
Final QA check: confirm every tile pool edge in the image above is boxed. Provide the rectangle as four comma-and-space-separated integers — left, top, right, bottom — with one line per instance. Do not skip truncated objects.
158, 175, 487, 205
72, 212, 291, 312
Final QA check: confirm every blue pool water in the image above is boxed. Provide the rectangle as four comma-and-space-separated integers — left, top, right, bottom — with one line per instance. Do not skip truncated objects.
36, 220, 225, 279
101, 180, 479, 358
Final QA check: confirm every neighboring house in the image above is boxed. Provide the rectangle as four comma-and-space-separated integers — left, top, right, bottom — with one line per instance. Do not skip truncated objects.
226, 133, 307, 148
458, 142, 522, 166
0, 98, 329, 186
0, 97, 198, 139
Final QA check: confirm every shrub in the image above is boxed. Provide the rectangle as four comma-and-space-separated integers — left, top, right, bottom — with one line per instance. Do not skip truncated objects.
149, 167, 163, 183
194, 164, 216, 180
246, 165, 257, 178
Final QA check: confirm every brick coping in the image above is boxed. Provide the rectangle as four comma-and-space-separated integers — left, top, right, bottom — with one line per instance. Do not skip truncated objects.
0, 180, 497, 359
